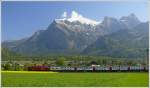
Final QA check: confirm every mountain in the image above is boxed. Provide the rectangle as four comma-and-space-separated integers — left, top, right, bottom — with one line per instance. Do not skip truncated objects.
95, 16, 127, 35
120, 13, 141, 29
3, 11, 101, 55
82, 22, 149, 58
1, 47, 23, 60
2, 11, 148, 58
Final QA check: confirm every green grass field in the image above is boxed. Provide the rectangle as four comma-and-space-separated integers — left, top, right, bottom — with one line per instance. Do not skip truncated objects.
1, 71, 149, 87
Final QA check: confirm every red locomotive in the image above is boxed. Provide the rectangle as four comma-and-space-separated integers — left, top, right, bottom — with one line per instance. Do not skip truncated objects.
28, 65, 49, 71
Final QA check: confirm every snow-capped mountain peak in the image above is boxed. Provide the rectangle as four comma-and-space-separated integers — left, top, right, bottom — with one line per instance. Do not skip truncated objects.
56, 11, 100, 26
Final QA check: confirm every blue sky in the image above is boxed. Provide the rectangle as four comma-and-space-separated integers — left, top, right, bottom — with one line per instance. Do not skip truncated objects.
2, 1, 149, 41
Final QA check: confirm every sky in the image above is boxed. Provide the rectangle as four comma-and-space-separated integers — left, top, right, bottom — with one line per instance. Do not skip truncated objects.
2, 1, 149, 41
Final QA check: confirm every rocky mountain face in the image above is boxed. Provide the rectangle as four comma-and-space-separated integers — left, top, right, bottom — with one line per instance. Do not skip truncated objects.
120, 13, 141, 29
82, 22, 149, 58
2, 11, 149, 58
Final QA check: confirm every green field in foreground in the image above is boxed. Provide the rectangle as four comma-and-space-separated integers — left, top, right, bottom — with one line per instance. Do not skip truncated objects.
1, 71, 149, 87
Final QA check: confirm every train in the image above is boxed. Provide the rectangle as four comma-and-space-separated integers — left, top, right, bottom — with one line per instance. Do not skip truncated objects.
28, 65, 149, 72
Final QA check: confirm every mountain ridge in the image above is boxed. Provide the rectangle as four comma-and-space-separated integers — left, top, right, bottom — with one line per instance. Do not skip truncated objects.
2, 11, 148, 58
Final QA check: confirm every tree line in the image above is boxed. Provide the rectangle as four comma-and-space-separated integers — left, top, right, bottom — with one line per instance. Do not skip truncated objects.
1, 47, 148, 71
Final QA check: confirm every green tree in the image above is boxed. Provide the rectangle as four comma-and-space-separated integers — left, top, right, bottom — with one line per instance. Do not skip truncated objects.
55, 57, 66, 66
3, 62, 13, 70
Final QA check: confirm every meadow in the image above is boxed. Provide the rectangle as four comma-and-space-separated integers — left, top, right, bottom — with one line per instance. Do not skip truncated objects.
1, 71, 149, 87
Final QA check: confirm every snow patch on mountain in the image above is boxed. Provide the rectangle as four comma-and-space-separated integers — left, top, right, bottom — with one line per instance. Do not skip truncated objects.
61, 11, 67, 18
56, 11, 100, 26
